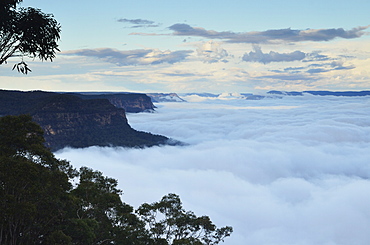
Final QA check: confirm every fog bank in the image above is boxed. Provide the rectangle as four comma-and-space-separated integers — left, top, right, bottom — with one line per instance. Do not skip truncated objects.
56, 95, 370, 245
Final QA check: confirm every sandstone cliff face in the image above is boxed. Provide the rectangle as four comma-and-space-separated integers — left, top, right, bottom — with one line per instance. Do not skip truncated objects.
0, 90, 169, 151
106, 94, 155, 112
32, 95, 123, 150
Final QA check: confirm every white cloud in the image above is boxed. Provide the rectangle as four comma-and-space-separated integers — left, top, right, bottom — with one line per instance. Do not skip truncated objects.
56, 95, 370, 245
196, 40, 229, 63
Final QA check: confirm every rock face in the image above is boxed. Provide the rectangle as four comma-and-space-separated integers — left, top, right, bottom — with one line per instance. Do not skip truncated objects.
0, 90, 169, 151
71, 93, 155, 112
107, 94, 154, 112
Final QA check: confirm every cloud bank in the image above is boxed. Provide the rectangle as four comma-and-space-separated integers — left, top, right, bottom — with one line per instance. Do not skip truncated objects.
57, 96, 370, 245
62, 48, 193, 66
242, 45, 306, 64
166, 24, 369, 44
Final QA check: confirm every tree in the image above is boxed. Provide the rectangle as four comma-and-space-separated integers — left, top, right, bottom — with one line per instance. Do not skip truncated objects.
0, 115, 148, 245
0, 115, 75, 176
0, 0, 61, 73
136, 193, 233, 245
0, 115, 75, 244
70, 167, 146, 244
0, 115, 233, 244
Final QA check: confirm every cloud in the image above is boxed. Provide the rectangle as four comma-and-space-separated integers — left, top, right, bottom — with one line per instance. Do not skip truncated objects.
62, 48, 193, 66
161, 71, 198, 77
330, 61, 355, 70
283, 67, 305, 73
258, 73, 315, 81
304, 51, 331, 62
56, 96, 370, 245
306, 60, 355, 74
242, 45, 306, 64
196, 41, 229, 63
117, 18, 160, 28
267, 52, 355, 75
307, 68, 329, 74
165, 24, 369, 44
118, 18, 155, 25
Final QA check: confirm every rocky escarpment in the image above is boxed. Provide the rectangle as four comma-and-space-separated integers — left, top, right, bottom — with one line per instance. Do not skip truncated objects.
71, 93, 155, 112
0, 90, 170, 151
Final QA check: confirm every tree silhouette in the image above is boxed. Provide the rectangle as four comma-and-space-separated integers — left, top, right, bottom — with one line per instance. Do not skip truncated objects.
137, 193, 233, 245
0, 0, 61, 73
0, 115, 75, 244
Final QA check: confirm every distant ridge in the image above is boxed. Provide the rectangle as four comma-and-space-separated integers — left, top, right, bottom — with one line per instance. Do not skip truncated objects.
177, 91, 370, 101
146, 93, 185, 102
268, 90, 370, 97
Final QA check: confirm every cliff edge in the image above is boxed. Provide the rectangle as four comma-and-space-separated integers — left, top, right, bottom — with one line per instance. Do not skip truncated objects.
71, 92, 155, 112
0, 90, 170, 151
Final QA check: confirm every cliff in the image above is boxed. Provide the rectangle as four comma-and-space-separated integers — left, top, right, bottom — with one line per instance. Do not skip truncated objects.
71, 92, 155, 112
0, 90, 169, 151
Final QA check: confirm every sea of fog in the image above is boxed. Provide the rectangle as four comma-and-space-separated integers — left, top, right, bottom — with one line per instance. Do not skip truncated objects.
56, 94, 370, 245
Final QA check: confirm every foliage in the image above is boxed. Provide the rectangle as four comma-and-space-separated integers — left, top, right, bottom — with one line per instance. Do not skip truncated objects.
0, 115, 233, 244
0, 114, 77, 177
0, 0, 61, 73
137, 193, 233, 245
0, 115, 74, 244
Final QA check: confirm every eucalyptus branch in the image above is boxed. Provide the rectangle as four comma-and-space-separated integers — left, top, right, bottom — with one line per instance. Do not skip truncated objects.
0, 5, 61, 73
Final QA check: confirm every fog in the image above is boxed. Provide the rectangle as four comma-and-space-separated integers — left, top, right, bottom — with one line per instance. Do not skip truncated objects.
56, 94, 370, 245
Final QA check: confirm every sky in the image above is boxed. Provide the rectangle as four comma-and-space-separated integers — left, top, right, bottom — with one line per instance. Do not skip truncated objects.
1, 0, 370, 93
56, 95, 370, 245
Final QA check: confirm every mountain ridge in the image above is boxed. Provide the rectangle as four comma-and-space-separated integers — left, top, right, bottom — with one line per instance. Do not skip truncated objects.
179, 90, 370, 101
